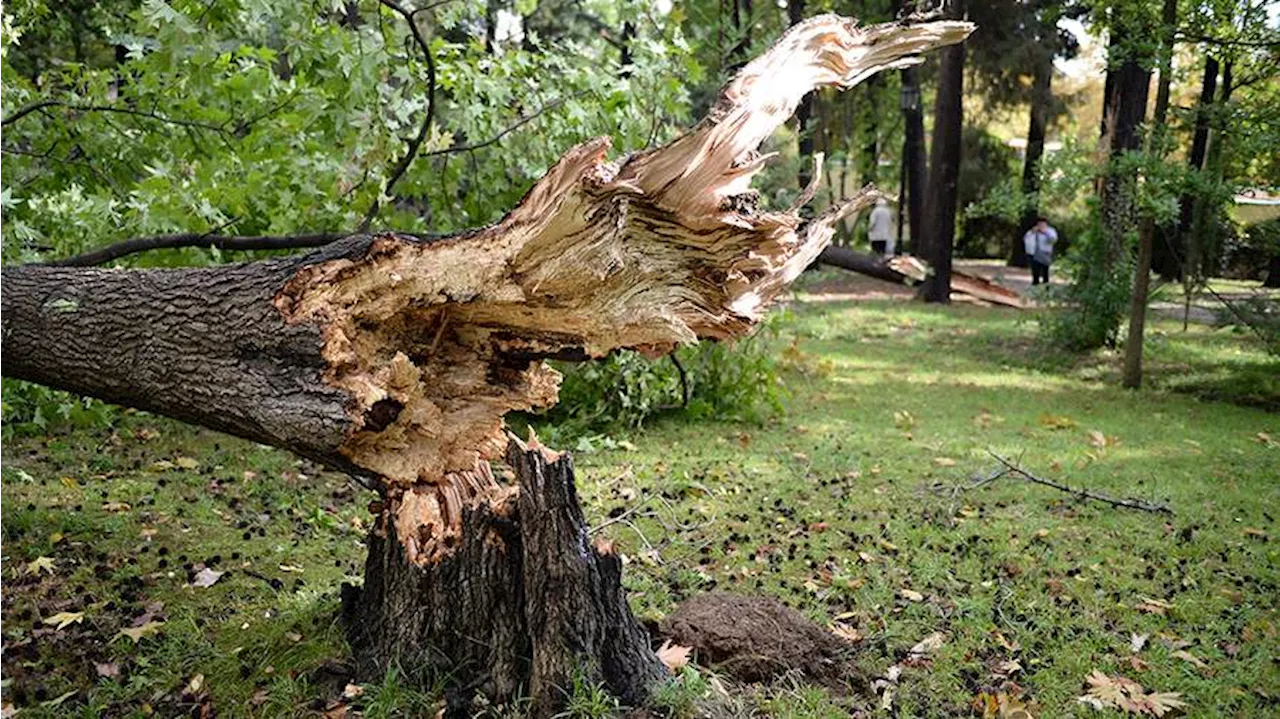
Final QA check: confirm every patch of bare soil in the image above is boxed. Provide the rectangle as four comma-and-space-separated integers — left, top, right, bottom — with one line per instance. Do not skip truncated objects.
659, 592, 868, 693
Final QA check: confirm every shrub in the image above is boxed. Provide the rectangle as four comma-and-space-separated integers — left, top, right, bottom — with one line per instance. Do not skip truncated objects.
539, 315, 789, 435
1, 379, 116, 434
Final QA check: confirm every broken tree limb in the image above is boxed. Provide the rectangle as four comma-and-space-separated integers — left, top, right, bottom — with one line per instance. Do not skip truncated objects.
984, 451, 1173, 514
1, 14, 973, 712
814, 247, 1026, 308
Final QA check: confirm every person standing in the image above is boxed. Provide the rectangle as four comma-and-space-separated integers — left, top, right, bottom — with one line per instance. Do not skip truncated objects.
1023, 216, 1058, 285
868, 199, 895, 255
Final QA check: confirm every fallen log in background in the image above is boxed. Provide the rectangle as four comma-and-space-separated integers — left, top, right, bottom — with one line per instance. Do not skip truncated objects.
815, 246, 1026, 308
1, 14, 973, 714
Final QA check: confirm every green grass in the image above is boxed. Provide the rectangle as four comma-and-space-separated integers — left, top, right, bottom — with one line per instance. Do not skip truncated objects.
3, 299, 1278, 717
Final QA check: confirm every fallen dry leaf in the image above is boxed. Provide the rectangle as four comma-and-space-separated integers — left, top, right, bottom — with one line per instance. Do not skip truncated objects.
190, 568, 224, 588
1135, 597, 1173, 615
42, 611, 85, 630
1130, 633, 1149, 653
1170, 650, 1208, 670
25, 556, 56, 576
1078, 670, 1186, 716
95, 662, 121, 678
830, 622, 864, 643
1087, 430, 1113, 449
908, 632, 945, 657
900, 588, 925, 602
175, 456, 200, 470
184, 674, 204, 696
934, 457, 958, 467
102, 501, 132, 512
656, 640, 692, 672
342, 683, 365, 700
114, 620, 165, 644
1038, 414, 1076, 430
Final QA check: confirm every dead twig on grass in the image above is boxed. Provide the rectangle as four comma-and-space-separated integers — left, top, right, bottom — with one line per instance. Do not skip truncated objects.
983, 451, 1173, 515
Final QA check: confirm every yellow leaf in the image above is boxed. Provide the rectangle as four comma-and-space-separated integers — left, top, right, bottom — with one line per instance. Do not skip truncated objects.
1038, 414, 1076, 430
43, 611, 85, 630
60, 476, 79, 489
830, 622, 863, 642
115, 620, 165, 644
175, 456, 200, 470
934, 457, 958, 467
25, 556, 56, 575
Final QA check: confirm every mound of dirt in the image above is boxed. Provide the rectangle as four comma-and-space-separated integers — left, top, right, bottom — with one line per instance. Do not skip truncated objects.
659, 592, 867, 692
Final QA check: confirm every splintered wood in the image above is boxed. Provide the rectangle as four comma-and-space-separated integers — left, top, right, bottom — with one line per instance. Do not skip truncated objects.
272, 15, 973, 562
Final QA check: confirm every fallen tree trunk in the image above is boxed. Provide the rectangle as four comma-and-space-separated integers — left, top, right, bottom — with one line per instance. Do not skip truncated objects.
815, 247, 1025, 307
1, 14, 971, 714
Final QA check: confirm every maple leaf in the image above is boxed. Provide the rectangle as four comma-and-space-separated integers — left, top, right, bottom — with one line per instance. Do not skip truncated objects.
25, 556, 56, 575
830, 622, 864, 643
42, 611, 85, 630
656, 640, 692, 672
1080, 670, 1186, 716
114, 620, 165, 644
1141, 692, 1187, 717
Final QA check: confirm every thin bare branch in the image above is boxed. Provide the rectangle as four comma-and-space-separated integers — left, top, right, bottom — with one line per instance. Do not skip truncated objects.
422, 97, 568, 158
2, 100, 230, 134
985, 451, 1173, 514
361, 0, 439, 232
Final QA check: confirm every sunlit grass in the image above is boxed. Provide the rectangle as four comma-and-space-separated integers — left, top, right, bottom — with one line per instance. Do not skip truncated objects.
2, 299, 1276, 717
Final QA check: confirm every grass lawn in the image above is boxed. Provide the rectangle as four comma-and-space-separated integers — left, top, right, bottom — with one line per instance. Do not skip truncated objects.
2, 294, 1278, 718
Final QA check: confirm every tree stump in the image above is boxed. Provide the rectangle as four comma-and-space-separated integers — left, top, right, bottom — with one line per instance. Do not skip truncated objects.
345, 436, 665, 716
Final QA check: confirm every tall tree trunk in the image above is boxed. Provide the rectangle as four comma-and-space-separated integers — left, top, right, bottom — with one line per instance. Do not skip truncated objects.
1195, 59, 1233, 278
0, 16, 973, 713
1165, 55, 1219, 281
920, 0, 966, 304
901, 66, 926, 256
1122, 0, 1177, 389
1102, 57, 1151, 243
1011, 55, 1052, 268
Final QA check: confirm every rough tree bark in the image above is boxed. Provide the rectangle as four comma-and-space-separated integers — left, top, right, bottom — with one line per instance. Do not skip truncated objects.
1160, 55, 1219, 281
919, 0, 965, 304
1122, 0, 1177, 390
901, 65, 927, 256
1, 15, 971, 715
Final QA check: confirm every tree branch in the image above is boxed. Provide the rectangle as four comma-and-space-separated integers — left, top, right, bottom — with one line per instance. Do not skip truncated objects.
1, 100, 62, 126
1175, 31, 1280, 49
2, 100, 230, 134
422, 97, 568, 158
43, 232, 351, 267
985, 451, 1173, 514
361, 0, 439, 232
